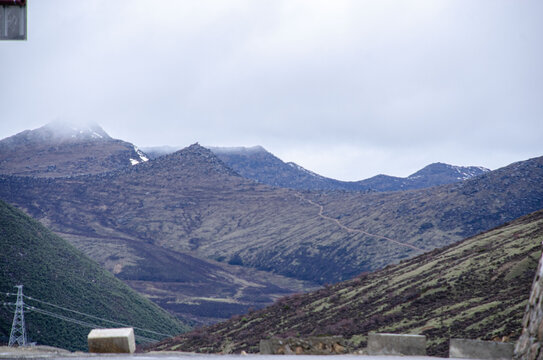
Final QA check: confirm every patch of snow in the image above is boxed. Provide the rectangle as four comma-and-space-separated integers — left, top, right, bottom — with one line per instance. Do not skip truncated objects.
287, 162, 320, 178
133, 146, 149, 162
129, 158, 140, 166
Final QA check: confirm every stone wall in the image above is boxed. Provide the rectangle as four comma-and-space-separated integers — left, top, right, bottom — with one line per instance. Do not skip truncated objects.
451, 339, 513, 360
367, 333, 426, 356
515, 253, 543, 360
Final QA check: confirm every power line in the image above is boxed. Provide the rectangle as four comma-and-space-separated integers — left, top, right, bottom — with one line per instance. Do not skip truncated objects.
26, 306, 101, 330
25, 306, 158, 343
4, 291, 175, 343
21, 294, 175, 338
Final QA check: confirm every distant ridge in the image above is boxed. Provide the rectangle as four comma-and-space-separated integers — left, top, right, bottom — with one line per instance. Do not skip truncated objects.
358, 162, 490, 192
136, 144, 489, 192
0, 122, 149, 177
210, 145, 368, 191
209, 146, 489, 191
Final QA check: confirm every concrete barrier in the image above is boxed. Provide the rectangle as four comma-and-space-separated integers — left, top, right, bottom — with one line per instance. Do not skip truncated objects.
367, 333, 426, 356
450, 339, 513, 360
260, 336, 347, 355
87, 328, 135, 354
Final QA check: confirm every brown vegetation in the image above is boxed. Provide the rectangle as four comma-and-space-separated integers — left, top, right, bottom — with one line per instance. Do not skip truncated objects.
149, 210, 543, 357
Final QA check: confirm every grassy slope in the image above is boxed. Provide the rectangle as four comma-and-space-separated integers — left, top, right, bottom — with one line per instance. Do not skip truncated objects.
0, 200, 188, 351
150, 209, 543, 356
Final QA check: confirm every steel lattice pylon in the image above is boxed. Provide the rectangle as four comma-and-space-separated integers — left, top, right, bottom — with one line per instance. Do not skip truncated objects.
8, 285, 27, 347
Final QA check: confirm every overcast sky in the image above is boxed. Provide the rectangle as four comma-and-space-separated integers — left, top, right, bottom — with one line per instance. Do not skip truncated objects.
1, 1, 542, 180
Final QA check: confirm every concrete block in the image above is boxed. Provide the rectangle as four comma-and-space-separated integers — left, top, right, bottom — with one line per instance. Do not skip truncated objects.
367, 332, 426, 356
259, 336, 347, 355
449, 338, 513, 360
87, 328, 135, 354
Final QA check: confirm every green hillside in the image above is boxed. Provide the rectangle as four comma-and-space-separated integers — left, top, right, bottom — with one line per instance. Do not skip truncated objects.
150, 209, 543, 356
0, 200, 189, 351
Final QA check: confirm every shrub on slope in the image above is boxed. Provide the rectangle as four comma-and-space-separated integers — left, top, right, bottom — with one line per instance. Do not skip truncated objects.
150, 210, 543, 356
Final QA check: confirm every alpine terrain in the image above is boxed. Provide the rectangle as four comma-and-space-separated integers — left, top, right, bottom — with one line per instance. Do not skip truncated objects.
0, 124, 318, 324
150, 209, 543, 356
0, 124, 542, 324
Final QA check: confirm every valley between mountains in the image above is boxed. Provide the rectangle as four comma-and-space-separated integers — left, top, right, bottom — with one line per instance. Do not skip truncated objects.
1, 123, 543, 331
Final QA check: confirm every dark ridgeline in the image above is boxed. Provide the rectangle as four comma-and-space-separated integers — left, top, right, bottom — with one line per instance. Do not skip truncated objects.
210, 146, 490, 192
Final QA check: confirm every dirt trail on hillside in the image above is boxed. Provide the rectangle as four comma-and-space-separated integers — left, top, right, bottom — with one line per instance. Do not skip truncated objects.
294, 193, 423, 252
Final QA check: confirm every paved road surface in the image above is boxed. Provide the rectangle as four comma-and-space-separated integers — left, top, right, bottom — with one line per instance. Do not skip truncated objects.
0, 347, 477, 360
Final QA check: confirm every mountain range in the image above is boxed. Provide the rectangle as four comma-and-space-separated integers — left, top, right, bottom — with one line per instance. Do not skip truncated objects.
147, 145, 489, 192
1, 123, 542, 326
0, 124, 320, 324
1, 143, 539, 283
210, 146, 489, 192
150, 209, 543, 356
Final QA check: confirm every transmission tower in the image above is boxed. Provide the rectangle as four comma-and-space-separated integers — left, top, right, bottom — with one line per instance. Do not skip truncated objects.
8, 285, 27, 347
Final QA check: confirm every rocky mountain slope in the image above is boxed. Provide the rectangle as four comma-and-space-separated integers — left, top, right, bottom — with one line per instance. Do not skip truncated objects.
0, 200, 187, 351
210, 146, 368, 191
0, 122, 149, 177
149, 209, 543, 356
0, 133, 319, 324
210, 146, 488, 191
0, 143, 541, 288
